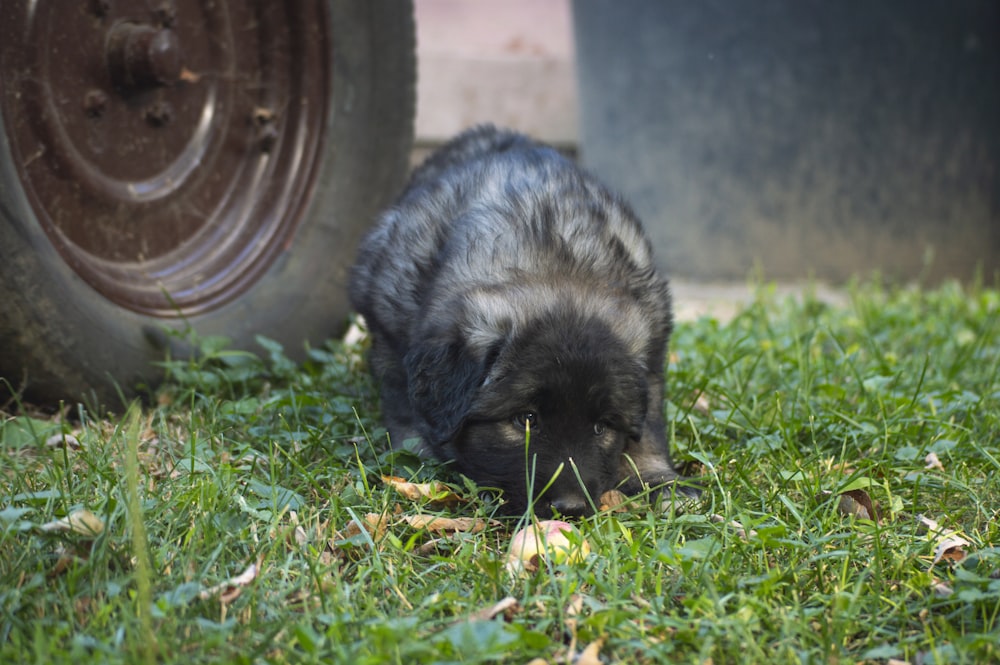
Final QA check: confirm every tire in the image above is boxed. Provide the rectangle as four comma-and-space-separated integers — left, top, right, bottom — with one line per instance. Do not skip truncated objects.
0, 1, 415, 408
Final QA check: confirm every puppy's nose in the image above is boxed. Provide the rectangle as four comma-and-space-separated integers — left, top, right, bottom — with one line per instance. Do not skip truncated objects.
551, 497, 590, 517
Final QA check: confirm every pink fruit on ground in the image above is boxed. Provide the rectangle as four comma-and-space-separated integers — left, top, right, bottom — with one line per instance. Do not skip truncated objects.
507, 520, 591, 574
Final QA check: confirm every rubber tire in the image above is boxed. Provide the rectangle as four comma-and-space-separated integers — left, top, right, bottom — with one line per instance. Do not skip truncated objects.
0, 0, 415, 410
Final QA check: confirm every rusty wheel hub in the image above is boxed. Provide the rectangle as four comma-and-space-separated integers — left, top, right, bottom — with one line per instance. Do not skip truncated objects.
0, 0, 330, 316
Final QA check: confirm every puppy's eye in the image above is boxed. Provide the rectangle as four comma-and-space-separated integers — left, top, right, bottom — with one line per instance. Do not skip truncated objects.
593, 422, 607, 436
513, 412, 538, 429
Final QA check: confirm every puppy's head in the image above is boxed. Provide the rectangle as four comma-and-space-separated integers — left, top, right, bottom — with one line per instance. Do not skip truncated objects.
408, 308, 649, 516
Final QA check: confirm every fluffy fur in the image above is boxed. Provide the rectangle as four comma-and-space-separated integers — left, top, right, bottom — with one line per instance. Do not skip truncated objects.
350, 125, 688, 515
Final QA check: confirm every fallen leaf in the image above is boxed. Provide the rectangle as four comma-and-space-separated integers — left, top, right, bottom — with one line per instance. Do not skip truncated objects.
359, 512, 391, 538
414, 538, 444, 556
38, 509, 105, 537
710, 514, 757, 540
835, 489, 880, 523
598, 489, 628, 512
576, 638, 605, 665
829, 462, 857, 475
931, 579, 954, 597
915, 514, 941, 534
44, 433, 81, 450
932, 534, 970, 566
342, 319, 367, 346
918, 514, 973, 567
382, 475, 466, 508
564, 593, 585, 634
465, 596, 520, 622
48, 544, 81, 577
198, 560, 260, 603
529, 593, 603, 665
692, 391, 712, 415
337, 512, 391, 542
924, 451, 945, 471
400, 514, 493, 534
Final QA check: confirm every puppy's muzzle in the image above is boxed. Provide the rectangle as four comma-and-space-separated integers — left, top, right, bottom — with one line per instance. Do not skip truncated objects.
549, 495, 591, 518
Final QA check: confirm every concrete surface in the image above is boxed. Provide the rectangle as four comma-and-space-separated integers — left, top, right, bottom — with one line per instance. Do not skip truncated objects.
671, 281, 847, 323
414, 0, 577, 148
412, 1, 998, 286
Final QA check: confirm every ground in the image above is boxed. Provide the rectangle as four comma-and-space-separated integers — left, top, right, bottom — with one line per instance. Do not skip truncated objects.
1, 279, 998, 664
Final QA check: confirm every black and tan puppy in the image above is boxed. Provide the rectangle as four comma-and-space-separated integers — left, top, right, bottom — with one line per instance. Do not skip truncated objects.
350, 125, 690, 516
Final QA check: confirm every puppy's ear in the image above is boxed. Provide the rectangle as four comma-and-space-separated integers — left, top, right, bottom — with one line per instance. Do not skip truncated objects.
404, 338, 488, 446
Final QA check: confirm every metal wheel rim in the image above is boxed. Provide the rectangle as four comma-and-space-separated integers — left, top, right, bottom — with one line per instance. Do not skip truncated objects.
0, 0, 330, 316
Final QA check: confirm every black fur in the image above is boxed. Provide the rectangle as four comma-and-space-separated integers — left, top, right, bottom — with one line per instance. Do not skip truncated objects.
350, 125, 690, 516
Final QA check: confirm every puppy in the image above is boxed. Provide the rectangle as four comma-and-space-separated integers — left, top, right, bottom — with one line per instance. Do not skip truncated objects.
350, 125, 690, 516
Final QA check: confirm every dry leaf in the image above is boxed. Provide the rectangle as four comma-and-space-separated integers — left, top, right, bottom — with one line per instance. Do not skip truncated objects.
465, 596, 520, 622
561, 593, 585, 661
576, 638, 605, 665
564, 593, 585, 634
531, 593, 603, 665
45, 433, 81, 450
38, 509, 105, 537
915, 514, 941, 534
198, 560, 260, 602
931, 579, 954, 597
932, 534, 970, 566
337, 512, 391, 542
332, 511, 494, 557
382, 475, 466, 508
400, 514, 493, 534
48, 544, 80, 577
358, 512, 391, 539
691, 391, 713, 415
343, 319, 367, 346
598, 489, 628, 512
835, 489, 880, 522
414, 538, 444, 556
710, 514, 757, 540
918, 514, 972, 567
818, 458, 859, 475
924, 451, 945, 471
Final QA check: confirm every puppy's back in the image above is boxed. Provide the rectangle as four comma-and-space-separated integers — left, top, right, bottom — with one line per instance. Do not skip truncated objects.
350, 125, 667, 350
404, 125, 534, 191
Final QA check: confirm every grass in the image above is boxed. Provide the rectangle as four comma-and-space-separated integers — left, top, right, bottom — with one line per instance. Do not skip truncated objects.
2, 279, 999, 664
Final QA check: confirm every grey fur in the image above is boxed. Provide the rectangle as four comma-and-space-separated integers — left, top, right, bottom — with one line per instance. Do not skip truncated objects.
350, 125, 688, 515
